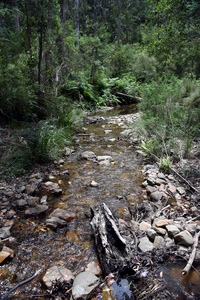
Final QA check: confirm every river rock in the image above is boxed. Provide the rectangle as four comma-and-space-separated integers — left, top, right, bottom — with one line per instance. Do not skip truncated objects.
147, 176, 156, 186
150, 191, 163, 202
90, 181, 98, 187
146, 229, 157, 241
85, 260, 102, 276
99, 159, 110, 166
25, 204, 48, 216
177, 186, 186, 195
45, 216, 67, 229
26, 183, 37, 195
97, 156, 113, 161
0, 246, 14, 264
81, 151, 96, 160
157, 173, 165, 179
16, 199, 27, 207
139, 221, 151, 231
155, 219, 173, 227
146, 185, 157, 194
174, 230, 194, 246
167, 183, 176, 194
71, 271, 100, 300
43, 265, 74, 288
50, 208, 76, 222
166, 225, 180, 237
154, 236, 165, 249
65, 147, 74, 156
27, 196, 39, 206
42, 181, 62, 194
0, 227, 11, 239
185, 223, 197, 235
138, 237, 154, 253
154, 227, 166, 236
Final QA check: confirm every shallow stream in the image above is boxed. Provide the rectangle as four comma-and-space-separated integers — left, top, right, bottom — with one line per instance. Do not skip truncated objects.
1, 104, 200, 299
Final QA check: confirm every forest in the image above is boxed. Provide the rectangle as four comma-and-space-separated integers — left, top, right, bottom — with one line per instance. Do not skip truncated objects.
0, 0, 200, 176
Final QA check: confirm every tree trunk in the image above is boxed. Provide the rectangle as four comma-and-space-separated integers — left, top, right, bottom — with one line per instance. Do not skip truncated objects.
38, 4, 44, 85
117, 0, 121, 48
91, 0, 97, 84
25, 3, 31, 52
75, 0, 80, 45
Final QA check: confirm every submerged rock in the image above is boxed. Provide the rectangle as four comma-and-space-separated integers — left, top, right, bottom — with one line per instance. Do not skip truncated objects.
43, 265, 74, 288
49, 208, 76, 222
71, 271, 99, 300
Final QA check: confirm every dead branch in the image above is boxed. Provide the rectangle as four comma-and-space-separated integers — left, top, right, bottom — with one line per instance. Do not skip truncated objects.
182, 231, 200, 275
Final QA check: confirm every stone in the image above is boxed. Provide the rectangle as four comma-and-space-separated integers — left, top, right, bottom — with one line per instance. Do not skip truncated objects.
154, 236, 165, 249
154, 227, 166, 236
150, 191, 163, 202
139, 221, 151, 231
185, 223, 197, 235
177, 186, 186, 195
65, 147, 74, 156
26, 184, 37, 195
98, 160, 110, 166
45, 217, 67, 229
90, 181, 98, 187
0, 246, 14, 264
71, 271, 99, 300
18, 186, 26, 193
27, 196, 39, 206
81, 151, 96, 160
157, 173, 165, 179
174, 230, 194, 246
166, 225, 180, 237
147, 176, 156, 186
165, 237, 174, 248
146, 185, 157, 194
25, 205, 48, 216
190, 206, 198, 215
43, 265, 74, 288
155, 219, 173, 227
156, 178, 166, 185
141, 180, 148, 188
0, 227, 10, 239
85, 260, 102, 276
6, 210, 16, 219
97, 156, 112, 161
40, 195, 48, 204
16, 199, 27, 207
50, 208, 76, 222
146, 229, 157, 241
167, 183, 176, 194
138, 237, 154, 253
42, 182, 62, 194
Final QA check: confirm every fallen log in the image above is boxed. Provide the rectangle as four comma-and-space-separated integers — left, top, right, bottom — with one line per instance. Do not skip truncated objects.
114, 92, 143, 103
90, 203, 138, 276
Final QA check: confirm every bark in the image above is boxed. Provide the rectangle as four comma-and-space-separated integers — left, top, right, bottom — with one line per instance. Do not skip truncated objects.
25, 3, 31, 52
38, 3, 44, 85
117, 0, 121, 48
91, 0, 97, 84
60, 0, 68, 59
90, 203, 137, 276
75, 0, 80, 44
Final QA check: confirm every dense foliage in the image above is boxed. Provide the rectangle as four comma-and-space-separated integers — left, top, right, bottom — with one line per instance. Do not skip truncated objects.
0, 0, 200, 175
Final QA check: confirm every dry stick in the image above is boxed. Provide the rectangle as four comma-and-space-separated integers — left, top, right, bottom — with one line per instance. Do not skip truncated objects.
182, 231, 200, 275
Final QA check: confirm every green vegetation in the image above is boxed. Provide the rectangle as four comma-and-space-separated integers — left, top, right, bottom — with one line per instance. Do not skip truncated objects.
0, 0, 200, 176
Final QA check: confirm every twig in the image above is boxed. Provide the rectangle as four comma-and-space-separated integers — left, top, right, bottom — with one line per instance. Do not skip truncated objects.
182, 231, 200, 275
2, 268, 43, 300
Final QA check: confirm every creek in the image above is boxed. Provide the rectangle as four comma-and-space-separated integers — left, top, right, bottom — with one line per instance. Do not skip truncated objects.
1, 104, 200, 299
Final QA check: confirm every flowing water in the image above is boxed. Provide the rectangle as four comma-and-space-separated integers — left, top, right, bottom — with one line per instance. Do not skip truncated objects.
1, 104, 200, 299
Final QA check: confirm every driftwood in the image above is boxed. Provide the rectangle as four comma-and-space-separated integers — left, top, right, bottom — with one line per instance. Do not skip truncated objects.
114, 92, 143, 103
90, 203, 138, 276
182, 231, 200, 275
